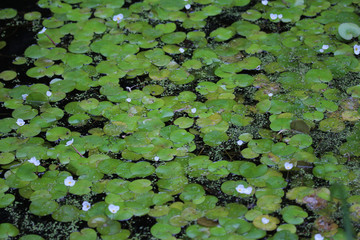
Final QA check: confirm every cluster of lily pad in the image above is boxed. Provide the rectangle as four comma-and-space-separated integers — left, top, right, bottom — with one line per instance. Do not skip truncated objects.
1, 0, 360, 239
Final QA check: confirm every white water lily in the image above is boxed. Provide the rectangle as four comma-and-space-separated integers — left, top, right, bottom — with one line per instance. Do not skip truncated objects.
16, 119, 25, 126
22, 94, 28, 100
284, 162, 293, 170
113, 13, 124, 23
270, 13, 277, 20
314, 233, 324, 240
82, 201, 91, 211
354, 44, 360, 55
38, 27, 46, 34
64, 176, 76, 187
108, 204, 120, 213
261, 217, 270, 224
65, 138, 74, 146
28, 157, 40, 166
236, 184, 252, 195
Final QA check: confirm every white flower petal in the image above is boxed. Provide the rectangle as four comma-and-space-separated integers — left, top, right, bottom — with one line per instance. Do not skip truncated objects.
16, 119, 25, 126
191, 108, 196, 113
22, 94, 28, 100
284, 162, 293, 170
64, 176, 76, 186
261, 0, 268, 5
108, 204, 120, 213
46, 91, 52, 97
126, 98, 132, 102
278, 14, 283, 19
154, 156, 160, 161
38, 27, 46, 34
82, 201, 91, 211
65, 139, 74, 146
261, 217, 270, 224
270, 13, 277, 20
314, 233, 324, 240
237, 140, 244, 146
113, 13, 124, 23
322, 44, 329, 50
179, 48, 185, 53
185, 4, 191, 9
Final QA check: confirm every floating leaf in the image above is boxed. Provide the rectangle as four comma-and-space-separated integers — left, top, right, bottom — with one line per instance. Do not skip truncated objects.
0, 8, 17, 19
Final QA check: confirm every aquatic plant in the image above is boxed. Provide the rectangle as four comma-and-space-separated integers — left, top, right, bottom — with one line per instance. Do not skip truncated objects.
0, 0, 359, 239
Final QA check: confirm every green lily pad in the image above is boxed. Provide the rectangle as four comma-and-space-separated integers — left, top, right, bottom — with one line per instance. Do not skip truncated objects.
253, 215, 280, 231
0, 193, 15, 208
52, 205, 80, 222
24, 11, 41, 20
305, 69, 332, 83
203, 130, 229, 147
281, 205, 308, 225
70, 228, 97, 240
319, 118, 345, 133
0, 8, 17, 19
338, 23, 360, 40
289, 134, 313, 149
0, 70, 17, 81
19, 234, 45, 240
46, 127, 71, 141
0, 223, 19, 238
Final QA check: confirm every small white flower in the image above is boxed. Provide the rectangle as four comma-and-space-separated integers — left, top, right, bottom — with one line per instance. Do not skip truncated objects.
354, 44, 360, 55
64, 176, 76, 187
319, 49, 324, 53
108, 204, 120, 213
237, 140, 244, 146
322, 44, 329, 50
179, 48, 185, 53
191, 108, 196, 113
65, 139, 74, 146
126, 98, 132, 102
82, 201, 91, 211
256, 65, 261, 70
38, 27, 46, 34
184, 0, 188, 1
284, 162, 293, 170
112, 13, 124, 23
16, 119, 25, 126
314, 233, 324, 240
278, 14, 283, 19
270, 13, 277, 20
154, 156, 160, 161
268, 93, 273, 97
261, 0, 268, 5
185, 4, 191, 9
46, 91, 52, 97
236, 184, 253, 195
261, 217, 270, 224
22, 94, 28, 100
28, 157, 40, 166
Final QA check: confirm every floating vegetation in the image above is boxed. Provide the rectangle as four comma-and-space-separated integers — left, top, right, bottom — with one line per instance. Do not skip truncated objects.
0, 0, 360, 239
